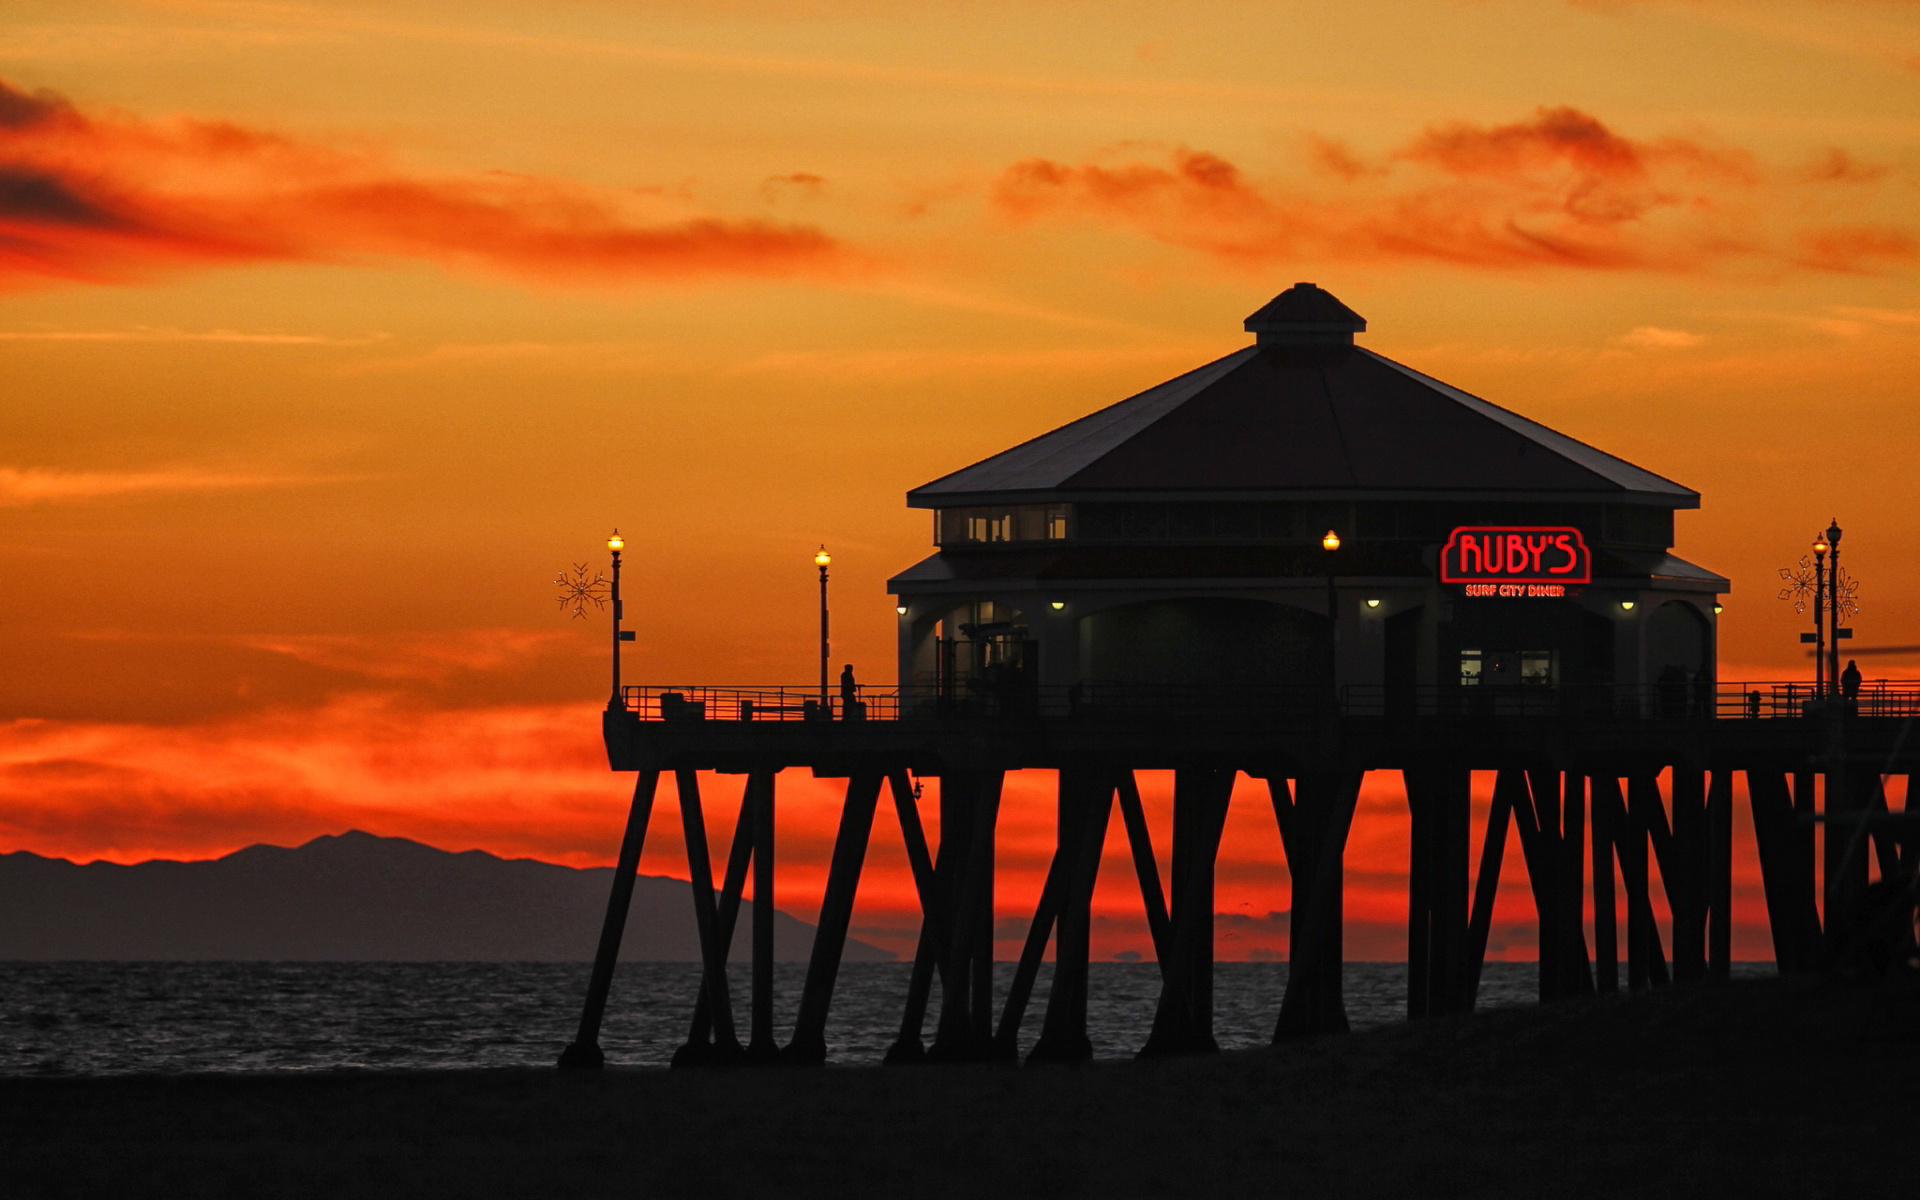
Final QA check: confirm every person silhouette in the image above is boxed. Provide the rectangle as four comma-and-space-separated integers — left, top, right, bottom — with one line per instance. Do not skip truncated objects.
1841, 659, 1862, 702
839, 663, 858, 718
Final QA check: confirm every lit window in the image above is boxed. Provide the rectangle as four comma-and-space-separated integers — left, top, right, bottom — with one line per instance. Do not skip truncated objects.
1460, 649, 1483, 686
1519, 651, 1554, 686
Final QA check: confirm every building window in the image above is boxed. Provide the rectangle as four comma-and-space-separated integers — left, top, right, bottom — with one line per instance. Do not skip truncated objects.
1460, 649, 1484, 686
1461, 650, 1556, 685
939, 504, 1071, 545
964, 514, 1012, 542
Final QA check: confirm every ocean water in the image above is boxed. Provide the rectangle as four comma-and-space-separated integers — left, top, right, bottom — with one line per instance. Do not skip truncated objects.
0, 961, 1763, 1076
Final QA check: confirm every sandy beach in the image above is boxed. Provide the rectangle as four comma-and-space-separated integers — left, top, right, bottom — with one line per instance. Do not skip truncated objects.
5, 974, 1913, 1199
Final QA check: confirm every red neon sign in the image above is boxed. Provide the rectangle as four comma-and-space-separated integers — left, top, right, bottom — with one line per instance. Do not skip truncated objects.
1441, 526, 1591, 597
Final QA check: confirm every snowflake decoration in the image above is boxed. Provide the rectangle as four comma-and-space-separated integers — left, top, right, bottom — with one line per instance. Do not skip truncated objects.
1833, 567, 1861, 626
1776, 556, 1861, 625
555, 563, 610, 619
1776, 555, 1817, 615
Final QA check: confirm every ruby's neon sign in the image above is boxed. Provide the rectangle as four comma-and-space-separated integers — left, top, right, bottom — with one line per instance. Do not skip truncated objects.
1441, 526, 1591, 597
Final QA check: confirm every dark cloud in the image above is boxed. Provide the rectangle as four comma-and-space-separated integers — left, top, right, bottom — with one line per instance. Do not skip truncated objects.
0, 81, 74, 130
0, 78, 855, 292
0, 166, 126, 229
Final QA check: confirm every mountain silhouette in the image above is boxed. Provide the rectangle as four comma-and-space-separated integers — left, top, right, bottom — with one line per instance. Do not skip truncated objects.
0, 830, 894, 962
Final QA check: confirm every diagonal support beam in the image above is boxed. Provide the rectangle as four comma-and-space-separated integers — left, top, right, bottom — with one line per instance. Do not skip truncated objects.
1117, 772, 1172, 969
1030, 770, 1119, 1063
682, 783, 756, 1058
560, 768, 663, 1071
675, 768, 738, 1057
1463, 777, 1513, 1011
786, 772, 883, 1064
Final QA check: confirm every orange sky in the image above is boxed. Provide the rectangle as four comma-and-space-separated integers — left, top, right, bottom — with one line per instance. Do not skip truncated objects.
4, 0, 1918, 962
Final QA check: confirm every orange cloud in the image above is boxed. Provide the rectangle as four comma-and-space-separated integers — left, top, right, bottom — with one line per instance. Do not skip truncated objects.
1611, 326, 1706, 349
0, 465, 350, 506
225, 629, 575, 684
992, 106, 1912, 276
0, 79, 849, 291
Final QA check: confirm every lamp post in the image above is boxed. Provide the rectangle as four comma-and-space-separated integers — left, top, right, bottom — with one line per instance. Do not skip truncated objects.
1824, 518, 1844, 695
814, 545, 832, 710
1811, 531, 1829, 694
1322, 528, 1341, 707
608, 529, 634, 707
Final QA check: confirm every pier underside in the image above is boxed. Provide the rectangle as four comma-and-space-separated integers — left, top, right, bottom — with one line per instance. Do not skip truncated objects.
559, 693, 1919, 1069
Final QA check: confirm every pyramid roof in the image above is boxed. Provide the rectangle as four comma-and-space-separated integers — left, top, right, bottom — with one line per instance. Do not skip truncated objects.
908, 285, 1696, 509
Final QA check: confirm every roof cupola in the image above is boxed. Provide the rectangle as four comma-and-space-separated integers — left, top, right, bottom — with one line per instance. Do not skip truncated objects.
1243, 282, 1367, 346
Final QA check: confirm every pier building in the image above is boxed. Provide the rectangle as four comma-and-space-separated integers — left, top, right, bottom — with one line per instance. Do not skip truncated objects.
559, 286, 1917, 1073
891, 282, 1723, 718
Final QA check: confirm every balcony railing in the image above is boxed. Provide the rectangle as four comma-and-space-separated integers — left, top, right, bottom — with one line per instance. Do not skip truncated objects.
614, 681, 1920, 724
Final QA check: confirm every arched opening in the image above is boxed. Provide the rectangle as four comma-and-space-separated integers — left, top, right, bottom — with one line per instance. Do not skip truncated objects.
1648, 600, 1711, 716
932, 599, 1036, 715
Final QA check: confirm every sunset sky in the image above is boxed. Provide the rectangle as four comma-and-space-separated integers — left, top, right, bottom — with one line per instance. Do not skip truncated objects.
5, 0, 1917, 962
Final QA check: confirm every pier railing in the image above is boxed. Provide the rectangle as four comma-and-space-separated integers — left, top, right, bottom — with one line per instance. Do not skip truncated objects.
615, 680, 1920, 724
1340, 680, 1920, 720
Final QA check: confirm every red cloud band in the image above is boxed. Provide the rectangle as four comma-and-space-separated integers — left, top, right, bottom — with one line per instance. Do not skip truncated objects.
0, 80, 846, 291
993, 106, 1913, 276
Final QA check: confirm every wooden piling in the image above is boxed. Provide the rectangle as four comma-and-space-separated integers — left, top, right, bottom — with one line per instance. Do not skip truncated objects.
1707, 768, 1732, 981
786, 772, 882, 1064
1117, 772, 1172, 968
1141, 767, 1233, 1055
928, 771, 1003, 1061
1671, 764, 1706, 983
1464, 772, 1513, 1010
1591, 773, 1619, 993
1031, 770, 1117, 1063
559, 768, 662, 1071
883, 771, 944, 1064
674, 769, 739, 1060
679, 784, 754, 1059
1274, 770, 1361, 1040
748, 770, 778, 1060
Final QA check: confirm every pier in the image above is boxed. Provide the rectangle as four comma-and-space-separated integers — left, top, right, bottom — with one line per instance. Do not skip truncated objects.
556, 681, 1919, 1069
558, 284, 1918, 1069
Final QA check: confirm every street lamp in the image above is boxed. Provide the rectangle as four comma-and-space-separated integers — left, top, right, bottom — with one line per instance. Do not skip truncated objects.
1824, 518, 1844, 695
1322, 529, 1341, 707
814, 545, 832, 709
608, 529, 634, 706
1811, 531, 1829, 694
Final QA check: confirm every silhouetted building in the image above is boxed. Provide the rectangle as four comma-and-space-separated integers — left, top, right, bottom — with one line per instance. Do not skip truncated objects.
889, 283, 1725, 713
576, 285, 1909, 1070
